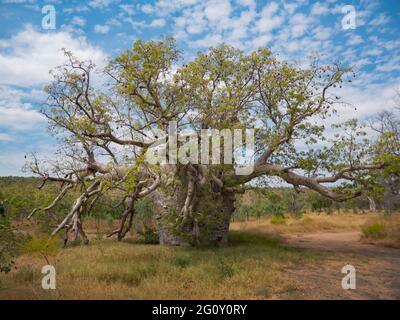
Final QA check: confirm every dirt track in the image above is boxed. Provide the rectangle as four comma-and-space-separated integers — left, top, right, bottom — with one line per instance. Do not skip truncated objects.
283, 232, 400, 299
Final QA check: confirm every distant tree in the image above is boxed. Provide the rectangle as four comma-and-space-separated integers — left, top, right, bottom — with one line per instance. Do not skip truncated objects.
283, 190, 304, 216
307, 192, 333, 213
0, 215, 20, 273
365, 105, 400, 213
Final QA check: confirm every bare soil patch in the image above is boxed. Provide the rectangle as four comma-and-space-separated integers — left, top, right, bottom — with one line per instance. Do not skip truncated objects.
283, 231, 400, 299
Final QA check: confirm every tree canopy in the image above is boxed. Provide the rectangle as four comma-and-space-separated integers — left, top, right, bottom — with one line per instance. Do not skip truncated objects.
26, 38, 392, 245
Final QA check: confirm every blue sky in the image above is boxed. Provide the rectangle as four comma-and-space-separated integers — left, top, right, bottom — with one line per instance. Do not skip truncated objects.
0, 0, 399, 176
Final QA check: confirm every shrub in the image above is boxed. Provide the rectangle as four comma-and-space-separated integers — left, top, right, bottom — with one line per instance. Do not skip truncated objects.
216, 257, 234, 278
362, 222, 386, 239
22, 235, 60, 263
172, 254, 191, 269
13, 265, 39, 284
0, 216, 23, 273
270, 214, 286, 225
136, 221, 159, 244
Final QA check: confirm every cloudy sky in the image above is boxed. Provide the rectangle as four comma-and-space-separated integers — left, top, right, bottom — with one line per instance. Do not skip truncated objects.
0, 0, 399, 176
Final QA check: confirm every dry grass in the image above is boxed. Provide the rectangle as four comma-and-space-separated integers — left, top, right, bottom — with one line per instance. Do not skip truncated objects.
231, 211, 376, 235
2, 211, 398, 299
361, 214, 400, 248
0, 230, 317, 300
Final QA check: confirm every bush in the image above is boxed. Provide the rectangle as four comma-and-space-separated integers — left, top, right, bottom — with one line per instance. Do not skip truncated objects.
270, 214, 286, 225
136, 221, 159, 244
133, 198, 158, 243
13, 265, 39, 284
362, 222, 386, 239
22, 235, 60, 263
172, 254, 191, 269
0, 216, 23, 273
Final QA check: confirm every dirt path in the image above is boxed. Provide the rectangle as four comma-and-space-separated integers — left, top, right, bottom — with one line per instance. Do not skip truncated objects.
282, 231, 400, 299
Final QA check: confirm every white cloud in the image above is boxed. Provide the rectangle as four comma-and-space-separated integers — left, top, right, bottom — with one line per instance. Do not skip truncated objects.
290, 13, 313, 38
1, 0, 35, 3
71, 16, 86, 27
0, 153, 28, 176
255, 2, 284, 33
63, 5, 90, 14
252, 34, 272, 48
204, 0, 232, 22
310, 2, 329, 16
0, 133, 13, 142
376, 56, 400, 72
150, 18, 166, 28
332, 81, 400, 122
347, 34, 364, 46
141, 4, 155, 14
236, 0, 255, 9
180, 5, 207, 35
88, 0, 115, 9
0, 24, 108, 87
313, 26, 332, 41
369, 13, 390, 26
283, 2, 298, 15
363, 48, 383, 56
0, 104, 42, 130
119, 4, 135, 15
94, 24, 111, 33
0, 86, 44, 131
0, 147, 56, 177
228, 8, 257, 42
191, 33, 222, 48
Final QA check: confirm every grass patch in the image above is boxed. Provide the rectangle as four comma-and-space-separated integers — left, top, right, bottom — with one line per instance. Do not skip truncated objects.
0, 229, 316, 299
361, 214, 400, 248
171, 254, 191, 269
362, 222, 386, 239
13, 265, 40, 284
270, 215, 286, 225
230, 212, 378, 234
97, 263, 157, 286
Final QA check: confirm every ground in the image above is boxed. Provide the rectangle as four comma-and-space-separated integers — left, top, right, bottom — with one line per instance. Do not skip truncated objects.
0, 212, 399, 299
283, 232, 400, 299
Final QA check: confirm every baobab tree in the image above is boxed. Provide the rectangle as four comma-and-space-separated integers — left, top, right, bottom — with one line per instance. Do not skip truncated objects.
364, 102, 400, 212
27, 38, 387, 246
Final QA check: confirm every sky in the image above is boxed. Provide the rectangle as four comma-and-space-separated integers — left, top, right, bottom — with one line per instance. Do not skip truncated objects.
0, 0, 399, 176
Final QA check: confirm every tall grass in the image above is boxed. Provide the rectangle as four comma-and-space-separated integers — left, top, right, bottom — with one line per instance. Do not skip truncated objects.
0, 230, 315, 299
361, 214, 400, 248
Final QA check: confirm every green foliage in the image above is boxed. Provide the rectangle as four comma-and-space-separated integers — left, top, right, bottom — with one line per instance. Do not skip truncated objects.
133, 198, 159, 244
216, 257, 235, 278
134, 197, 155, 222
13, 265, 40, 284
20, 38, 399, 249
265, 204, 285, 216
136, 223, 159, 244
306, 192, 333, 212
171, 254, 191, 269
362, 222, 386, 239
22, 235, 60, 258
270, 214, 286, 225
0, 215, 23, 274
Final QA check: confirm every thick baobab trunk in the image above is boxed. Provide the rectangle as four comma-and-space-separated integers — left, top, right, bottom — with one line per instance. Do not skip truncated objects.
153, 186, 235, 246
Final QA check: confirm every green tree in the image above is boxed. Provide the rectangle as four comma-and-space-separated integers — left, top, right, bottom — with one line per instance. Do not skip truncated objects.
27, 39, 389, 246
